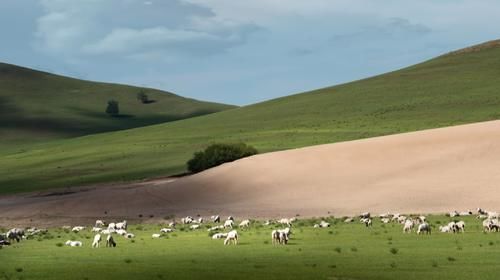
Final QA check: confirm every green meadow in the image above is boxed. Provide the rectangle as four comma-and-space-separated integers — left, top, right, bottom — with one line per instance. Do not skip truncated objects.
1, 215, 499, 280
2, 43, 500, 193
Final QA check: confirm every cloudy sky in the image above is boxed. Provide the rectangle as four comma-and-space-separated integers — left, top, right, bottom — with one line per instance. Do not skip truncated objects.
2, 0, 500, 105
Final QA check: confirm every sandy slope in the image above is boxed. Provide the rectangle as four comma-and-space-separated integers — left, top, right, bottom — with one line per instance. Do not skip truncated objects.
1, 120, 499, 226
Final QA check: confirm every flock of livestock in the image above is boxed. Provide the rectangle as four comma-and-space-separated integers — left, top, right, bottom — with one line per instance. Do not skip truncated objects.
2, 208, 500, 248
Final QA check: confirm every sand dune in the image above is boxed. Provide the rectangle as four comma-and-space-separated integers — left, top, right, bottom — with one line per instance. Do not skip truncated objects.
1, 120, 499, 226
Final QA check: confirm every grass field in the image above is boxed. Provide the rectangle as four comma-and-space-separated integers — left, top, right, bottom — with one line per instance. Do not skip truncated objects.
1, 215, 499, 280
2, 41, 500, 193
0, 62, 234, 149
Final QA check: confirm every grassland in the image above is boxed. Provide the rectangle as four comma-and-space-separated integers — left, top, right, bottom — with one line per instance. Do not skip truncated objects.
2, 42, 500, 193
0, 62, 235, 149
1, 215, 500, 280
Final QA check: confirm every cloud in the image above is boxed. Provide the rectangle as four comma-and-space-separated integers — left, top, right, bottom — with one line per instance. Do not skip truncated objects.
35, 0, 260, 60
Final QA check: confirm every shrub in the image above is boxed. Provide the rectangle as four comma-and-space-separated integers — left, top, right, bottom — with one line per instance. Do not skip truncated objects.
55, 242, 63, 247
136, 91, 149, 104
334, 247, 342, 253
105, 100, 119, 116
187, 143, 258, 173
390, 248, 398, 255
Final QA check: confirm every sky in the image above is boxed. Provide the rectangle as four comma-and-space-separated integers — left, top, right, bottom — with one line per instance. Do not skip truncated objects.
1, 0, 500, 105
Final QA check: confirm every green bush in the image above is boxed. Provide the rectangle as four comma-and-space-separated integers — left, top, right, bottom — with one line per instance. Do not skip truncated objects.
187, 143, 258, 173
105, 100, 119, 116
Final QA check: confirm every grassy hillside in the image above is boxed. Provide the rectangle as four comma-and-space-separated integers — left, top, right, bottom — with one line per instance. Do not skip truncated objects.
2, 40, 500, 193
0, 62, 235, 149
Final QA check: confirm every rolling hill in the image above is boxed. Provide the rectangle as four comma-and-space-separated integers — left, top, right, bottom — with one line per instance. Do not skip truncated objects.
1, 120, 498, 224
1, 40, 500, 194
0, 62, 235, 149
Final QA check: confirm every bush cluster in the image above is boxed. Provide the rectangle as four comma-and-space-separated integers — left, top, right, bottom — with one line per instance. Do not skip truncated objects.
187, 143, 258, 173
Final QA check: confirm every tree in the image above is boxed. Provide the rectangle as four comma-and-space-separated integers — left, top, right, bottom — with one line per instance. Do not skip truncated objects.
106, 100, 119, 116
136, 91, 149, 104
187, 143, 258, 173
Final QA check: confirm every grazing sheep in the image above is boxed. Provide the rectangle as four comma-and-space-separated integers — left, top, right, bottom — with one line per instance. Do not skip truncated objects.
381, 218, 391, 224
272, 227, 292, 245
447, 222, 458, 233
92, 234, 102, 248
315, 221, 330, 228
65, 240, 83, 247
212, 215, 221, 223
227, 216, 234, 221
160, 228, 174, 233
278, 218, 292, 227
439, 225, 451, 233
190, 224, 200, 230
391, 214, 401, 222
448, 211, 459, 217
101, 229, 112, 235
417, 223, 431, 235
344, 217, 354, 223
313, 224, 320, 228
360, 218, 372, 227
478, 208, 487, 215
125, 233, 135, 239
71, 226, 85, 233
61, 226, 71, 230
208, 225, 225, 232
483, 219, 500, 232
239, 220, 250, 228
6, 228, 25, 242
488, 212, 499, 219
263, 220, 273, 226
115, 229, 128, 236
455, 221, 465, 233
224, 219, 234, 229
115, 220, 127, 230
224, 230, 238, 245
417, 216, 426, 223
95, 220, 105, 227
403, 219, 414, 233
92, 227, 102, 233
168, 222, 176, 228
106, 235, 116, 247
212, 233, 228, 239
359, 212, 371, 219
152, 233, 161, 238
182, 216, 194, 224
397, 216, 407, 224
379, 213, 392, 219
459, 211, 473, 216
108, 223, 116, 230
477, 214, 488, 220
271, 230, 280, 244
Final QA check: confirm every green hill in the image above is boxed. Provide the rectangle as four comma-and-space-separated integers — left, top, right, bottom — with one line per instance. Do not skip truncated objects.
0, 62, 235, 149
2, 40, 500, 193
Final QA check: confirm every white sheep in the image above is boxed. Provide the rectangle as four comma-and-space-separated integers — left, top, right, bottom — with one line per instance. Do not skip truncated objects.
455, 221, 465, 233
212, 233, 228, 239
239, 220, 250, 228
92, 234, 102, 248
208, 225, 225, 232
6, 228, 25, 242
65, 240, 83, 247
182, 216, 194, 224
71, 226, 85, 233
381, 218, 391, 224
160, 228, 174, 233
224, 230, 238, 245
359, 212, 371, 219
91, 227, 102, 233
397, 216, 407, 224
190, 224, 200, 230
403, 219, 414, 233
115, 220, 127, 230
168, 222, 176, 228
360, 218, 372, 227
278, 218, 292, 227
344, 217, 354, 223
95, 220, 105, 227
439, 225, 451, 233
107, 223, 116, 230
459, 210, 472, 216
211, 215, 221, 223
224, 220, 234, 229
106, 235, 116, 247
152, 233, 161, 238
125, 233, 135, 239
115, 229, 128, 236
417, 222, 431, 234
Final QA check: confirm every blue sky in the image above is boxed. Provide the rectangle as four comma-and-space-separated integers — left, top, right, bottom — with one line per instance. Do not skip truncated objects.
1, 0, 500, 105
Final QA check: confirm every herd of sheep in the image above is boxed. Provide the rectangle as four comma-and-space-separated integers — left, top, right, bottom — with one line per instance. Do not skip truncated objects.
2, 208, 500, 248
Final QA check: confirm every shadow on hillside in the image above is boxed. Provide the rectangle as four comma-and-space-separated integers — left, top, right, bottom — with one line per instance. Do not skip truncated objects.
0, 101, 223, 140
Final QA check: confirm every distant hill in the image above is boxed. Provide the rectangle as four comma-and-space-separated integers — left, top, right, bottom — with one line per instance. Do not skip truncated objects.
0, 62, 235, 148
2, 40, 500, 193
